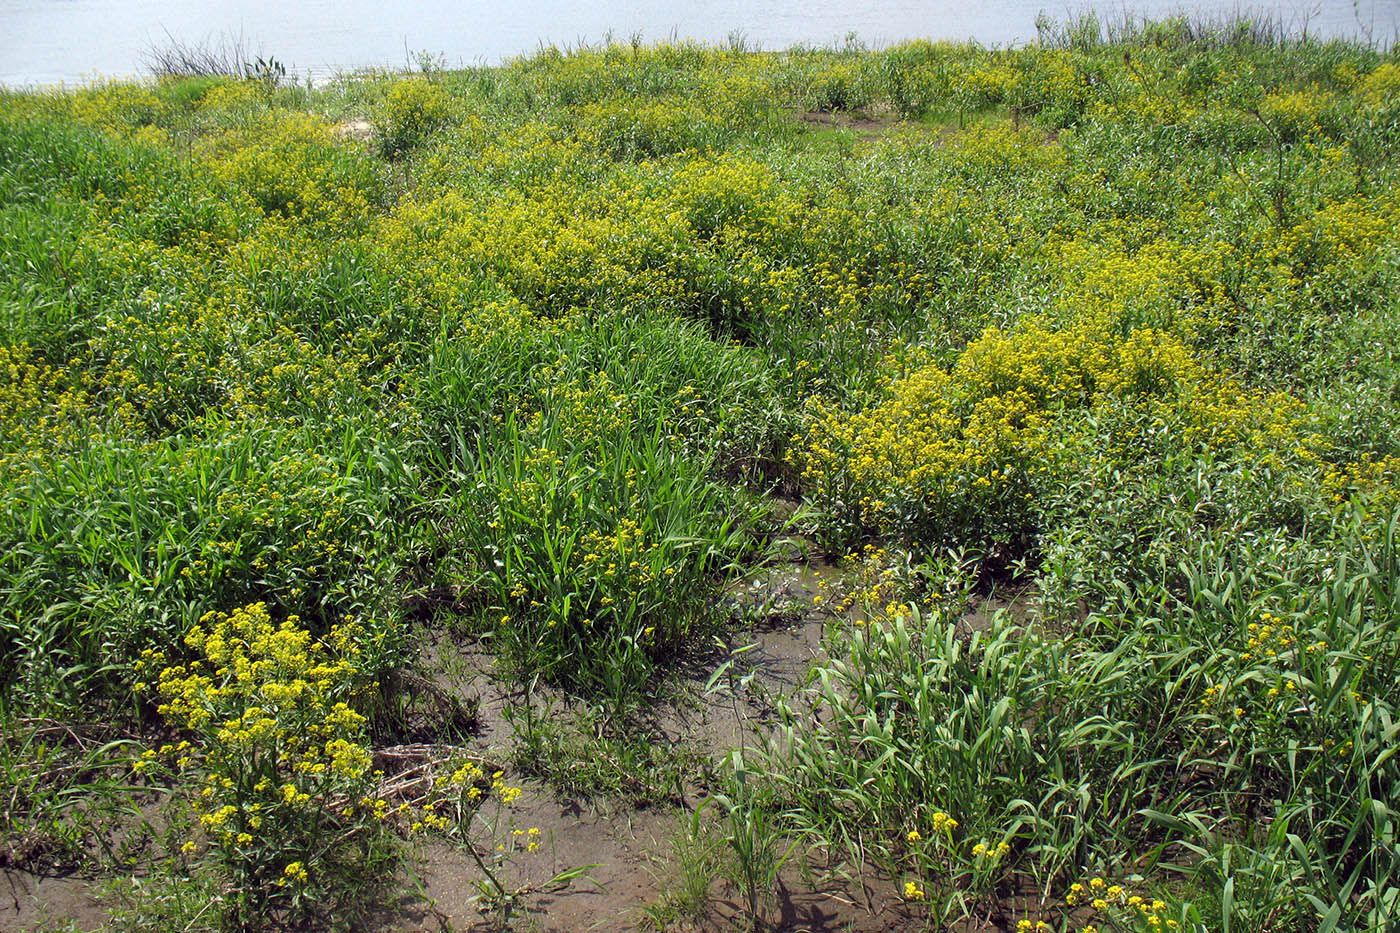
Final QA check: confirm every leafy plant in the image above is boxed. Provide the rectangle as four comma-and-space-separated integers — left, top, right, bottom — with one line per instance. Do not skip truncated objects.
133, 603, 399, 929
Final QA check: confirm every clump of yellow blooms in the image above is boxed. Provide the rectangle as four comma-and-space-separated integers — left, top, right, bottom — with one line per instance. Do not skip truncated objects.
812, 544, 957, 628
1194, 604, 1375, 767
376, 77, 454, 158
135, 602, 387, 922
1059, 875, 1180, 931
200, 111, 381, 230
798, 314, 1303, 548
1356, 62, 1400, 110
55, 80, 175, 138
1323, 452, 1400, 521
137, 604, 527, 923
971, 840, 1011, 860
511, 825, 543, 853
898, 809, 1008, 909
0, 343, 105, 483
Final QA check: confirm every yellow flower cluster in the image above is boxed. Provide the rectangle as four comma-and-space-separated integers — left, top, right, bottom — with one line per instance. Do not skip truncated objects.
511, 825, 543, 852
800, 314, 1298, 545
137, 603, 384, 890
814, 545, 949, 627
971, 841, 1011, 859
1323, 452, 1400, 519
279, 860, 309, 885
200, 111, 380, 230
414, 758, 525, 845
0, 344, 99, 479
376, 77, 454, 157
57, 80, 174, 138
1240, 612, 1297, 663
1356, 62, 1400, 109
1062, 876, 1179, 931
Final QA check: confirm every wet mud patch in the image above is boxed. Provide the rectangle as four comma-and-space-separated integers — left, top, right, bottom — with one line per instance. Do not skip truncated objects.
957, 585, 1037, 637
1, 868, 107, 932
383, 788, 674, 932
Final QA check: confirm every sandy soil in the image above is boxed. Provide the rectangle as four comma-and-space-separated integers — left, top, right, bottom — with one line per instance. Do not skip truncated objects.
2, 869, 107, 932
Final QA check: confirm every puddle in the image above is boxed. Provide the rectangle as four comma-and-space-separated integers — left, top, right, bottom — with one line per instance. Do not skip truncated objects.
958, 586, 1037, 636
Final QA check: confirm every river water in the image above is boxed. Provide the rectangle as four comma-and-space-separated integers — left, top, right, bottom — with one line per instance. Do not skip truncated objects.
1, 0, 1396, 88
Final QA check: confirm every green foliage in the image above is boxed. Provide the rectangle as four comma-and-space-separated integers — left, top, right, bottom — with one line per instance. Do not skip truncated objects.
451, 400, 752, 711
770, 512, 1400, 928
200, 111, 383, 227
375, 77, 453, 158
154, 76, 233, 110
0, 715, 138, 871
0, 422, 412, 709
2, 22, 1400, 931
635, 813, 728, 930
505, 696, 696, 805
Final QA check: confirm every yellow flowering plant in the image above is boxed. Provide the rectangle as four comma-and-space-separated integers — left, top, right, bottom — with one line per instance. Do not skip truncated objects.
1051, 875, 1185, 932
375, 77, 454, 159
415, 759, 591, 926
135, 602, 395, 928
797, 308, 1307, 558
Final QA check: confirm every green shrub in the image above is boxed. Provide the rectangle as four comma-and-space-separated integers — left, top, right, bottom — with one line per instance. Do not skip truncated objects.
375, 77, 452, 158
450, 401, 753, 712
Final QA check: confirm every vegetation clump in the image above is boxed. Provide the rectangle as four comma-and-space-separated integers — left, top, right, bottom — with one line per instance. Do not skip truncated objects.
135, 603, 392, 928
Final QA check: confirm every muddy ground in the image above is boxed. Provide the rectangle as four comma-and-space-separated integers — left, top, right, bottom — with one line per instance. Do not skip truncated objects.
1, 556, 1028, 933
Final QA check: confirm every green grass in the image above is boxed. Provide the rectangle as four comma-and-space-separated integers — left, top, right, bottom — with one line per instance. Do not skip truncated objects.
1, 18, 1399, 930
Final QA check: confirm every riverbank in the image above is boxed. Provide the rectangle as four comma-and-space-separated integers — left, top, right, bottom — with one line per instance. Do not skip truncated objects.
3, 25, 1400, 931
